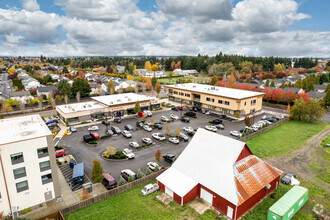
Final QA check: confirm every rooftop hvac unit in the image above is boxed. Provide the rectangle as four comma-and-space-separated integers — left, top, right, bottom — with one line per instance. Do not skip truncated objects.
265, 184, 271, 190
83, 105, 86, 108
88, 104, 91, 107
117, 99, 121, 102
109, 101, 113, 104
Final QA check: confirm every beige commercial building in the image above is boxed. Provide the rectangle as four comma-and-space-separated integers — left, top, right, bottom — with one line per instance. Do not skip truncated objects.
56, 93, 161, 125
166, 83, 264, 117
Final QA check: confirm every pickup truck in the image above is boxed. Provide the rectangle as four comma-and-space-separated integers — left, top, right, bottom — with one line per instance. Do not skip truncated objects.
141, 183, 159, 196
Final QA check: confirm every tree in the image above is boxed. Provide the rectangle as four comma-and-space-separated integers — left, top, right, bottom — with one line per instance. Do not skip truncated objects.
64, 95, 69, 104
239, 61, 253, 74
151, 77, 158, 88
155, 150, 162, 162
272, 88, 284, 103
1, 103, 13, 114
286, 104, 290, 113
270, 80, 276, 87
283, 90, 297, 104
175, 127, 181, 137
76, 91, 81, 103
62, 66, 69, 73
8, 68, 15, 74
105, 147, 116, 158
141, 116, 146, 122
81, 188, 91, 200
265, 79, 270, 87
244, 116, 253, 127
151, 64, 158, 72
228, 73, 236, 88
58, 79, 71, 97
298, 93, 311, 103
155, 82, 161, 96
165, 125, 170, 134
134, 102, 141, 114
128, 175, 134, 182
71, 78, 91, 97
322, 84, 330, 107
295, 78, 303, 88
145, 167, 152, 175
145, 61, 152, 71
307, 99, 325, 122
19, 100, 26, 113
210, 75, 218, 85
127, 75, 134, 80
128, 62, 134, 75
151, 117, 154, 125
136, 168, 143, 179
107, 79, 115, 95
91, 159, 104, 183
145, 78, 152, 90
291, 98, 324, 122
118, 176, 126, 186
171, 61, 176, 70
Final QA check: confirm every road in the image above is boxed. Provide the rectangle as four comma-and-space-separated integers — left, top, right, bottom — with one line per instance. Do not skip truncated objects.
0, 72, 11, 99
57, 109, 266, 182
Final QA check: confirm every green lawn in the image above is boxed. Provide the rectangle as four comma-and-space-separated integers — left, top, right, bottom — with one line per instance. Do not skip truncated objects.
65, 181, 222, 220
245, 120, 329, 159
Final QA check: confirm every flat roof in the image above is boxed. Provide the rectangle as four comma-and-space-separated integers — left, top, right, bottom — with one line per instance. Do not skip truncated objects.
0, 114, 52, 145
56, 101, 107, 114
91, 93, 157, 106
166, 83, 264, 99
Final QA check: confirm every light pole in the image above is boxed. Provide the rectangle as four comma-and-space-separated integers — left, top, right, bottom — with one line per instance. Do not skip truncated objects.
180, 99, 183, 118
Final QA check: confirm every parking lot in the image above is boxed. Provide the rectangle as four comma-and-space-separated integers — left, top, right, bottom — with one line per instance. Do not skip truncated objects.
57, 109, 264, 183
0, 72, 12, 99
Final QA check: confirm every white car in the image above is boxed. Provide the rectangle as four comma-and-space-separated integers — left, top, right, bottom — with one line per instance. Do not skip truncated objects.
152, 133, 166, 141
161, 116, 170, 122
147, 162, 161, 171
142, 137, 152, 144
129, 142, 139, 148
144, 121, 152, 126
230, 130, 242, 137
169, 137, 180, 144
143, 125, 152, 132
170, 114, 179, 120
141, 183, 159, 196
122, 148, 135, 159
183, 126, 194, 132
205, 125, 217, 132
88, 126, 99, 131
122, 130, 132, 138
144, 110, 152, 117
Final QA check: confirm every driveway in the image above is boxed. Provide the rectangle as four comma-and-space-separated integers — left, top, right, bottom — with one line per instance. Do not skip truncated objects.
57, 109, 265, 182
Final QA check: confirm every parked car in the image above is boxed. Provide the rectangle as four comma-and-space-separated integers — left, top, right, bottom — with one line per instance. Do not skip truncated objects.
122, 130, 132, 138
102, 173, 117, 190
281, 173, 296, 185
136, 121, 144, 128
154, 124, 163, 129
177, 106, 183, 110
124, 124, 134, 131
147, 162, 161, 171
55, 149, 65, 158
171, 107, 178, 111
69, 126, 77, 132
129, 141, 139, 148
161, 116, 170, 122
121, 169, 136, 181
205, 125, 217, 132
111, 126, 121, 134
179, 133, 189, 142
183, 126, 194, 132
45, 119, 58, 125
141, 183, 159, 196
114, 117, 121, 123
138, 111, 147, 117
144, 110, 152, 117
102, 120, 110, 125
211, 119, 222, 125
185, 111, 196, 117
163, 154, 176, 163
170, 114, 179, 120
144, 121, 152, 126
83, 134, 95, 143
219, 114, 227, 119
106, 129, 114, 135
180, 117, 190, 123
230, 130, 242, 137
90, 132, 100, 139
142, 137, 152, 144
47, 123, 57, 128
169, 137, 180, 144
152, 133, 165, 141
261, 115, 270, 120
45, 105, 53, 109
215, 124, 224, 130
187, 130, 196, 137
122, 148, 135, 159
88, 126, 99, 131
143, 125, 152, 132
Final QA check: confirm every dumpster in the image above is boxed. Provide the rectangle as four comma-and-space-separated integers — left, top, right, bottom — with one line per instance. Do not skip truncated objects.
83, 182, 93, 193
72, 163, 84, 183
267, 186, 308, 220
69, 159, 76, 168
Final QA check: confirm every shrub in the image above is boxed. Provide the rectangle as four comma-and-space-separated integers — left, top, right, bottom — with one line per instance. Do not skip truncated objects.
55, 146, 63, 150
145, 167, 152, 175
22, 208, 29, 214
88, 140, 97, 144
192, 116, 197, 118
128, 175, 134, 182
81, 121, 88, 124
65, 160, 68, 163
39, 203, 43, 207
136, 168, 143, 179
154, 166, 160, 172
100, 134, 112, 139
118, 176, 126, 186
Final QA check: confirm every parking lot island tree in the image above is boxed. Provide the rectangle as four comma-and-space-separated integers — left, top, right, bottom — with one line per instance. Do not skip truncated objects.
153, 165, 159, 172
155, 82, 161, 97
155, 150, 162, 163
151, 117, 154, 125
104, 147, 116, 158
141, 116, 146, 123
175, 127, 181, 137
137, 168, 143, 179
145, 167, 152, 175
244, 116, 253, 127
118, 176, 126, 186
91, 159, 104, 183
128, 175, 134, 182
134, 102, 141, 114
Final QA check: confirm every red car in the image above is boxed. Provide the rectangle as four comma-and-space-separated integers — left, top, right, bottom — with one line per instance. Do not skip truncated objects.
55, 149, 65, 158
138, 111, 147, 117
90, 132, 100, 139
177, 106, 183, 110
45, 105, 53, 109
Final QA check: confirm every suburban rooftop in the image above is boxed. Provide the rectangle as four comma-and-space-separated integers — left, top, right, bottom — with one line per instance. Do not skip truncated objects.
56, 101, 107, 114
0, 114, 51, 145
166, 83, 264, 99
91, 93, 157, 106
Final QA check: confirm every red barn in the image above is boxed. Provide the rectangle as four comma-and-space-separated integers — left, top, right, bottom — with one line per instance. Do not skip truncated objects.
157, 129, 282, 219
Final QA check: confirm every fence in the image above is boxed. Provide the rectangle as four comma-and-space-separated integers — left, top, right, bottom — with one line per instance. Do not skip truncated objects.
239, 117, 290, 141
60, 168, 166, 216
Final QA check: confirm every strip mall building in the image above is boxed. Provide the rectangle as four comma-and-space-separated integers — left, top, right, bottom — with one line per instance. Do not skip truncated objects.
56, 93, 161, 125
165, 83, 264, 117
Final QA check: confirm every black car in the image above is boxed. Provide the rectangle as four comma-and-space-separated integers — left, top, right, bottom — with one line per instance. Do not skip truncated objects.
114, 117, 121, 123
171, 107, 178, 111
187, 130, 196, 137
154, 124, 163, 129
212, 119, 223, 125
136, 121, 144, 128
106, 129, 114, 135
185, 112, 196, 117
281, 173, 296, 185
124, 124, 134, 131
111, 126, 121, 134
219, 114, 227, 119
163, 154, 176, 164
179, 133, 189, 142
102, 120, 110, 125
180, 117, 190, 123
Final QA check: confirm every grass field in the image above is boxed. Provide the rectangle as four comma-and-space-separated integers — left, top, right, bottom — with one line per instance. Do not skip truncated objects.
65, 181, 222, 220
245, 120, 329, 159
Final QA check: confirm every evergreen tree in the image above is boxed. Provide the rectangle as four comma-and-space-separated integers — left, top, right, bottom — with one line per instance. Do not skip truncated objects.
134, 102, 141, 113
145, 167, 152, 175
136, 168, 143, 179
151, 77, 158, 88
210, 75, 218, 85
270, 80, 275, 87
91, 159, 104, 183
71, 78, 91, 97
107, 79, 115, 94
58, 79, 71, 97
118, 176, 126, 186
265, 79, 270, 87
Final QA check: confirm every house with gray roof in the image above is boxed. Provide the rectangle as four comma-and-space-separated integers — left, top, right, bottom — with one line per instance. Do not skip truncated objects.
307, 91, 326, 100
37, 86, 58, 97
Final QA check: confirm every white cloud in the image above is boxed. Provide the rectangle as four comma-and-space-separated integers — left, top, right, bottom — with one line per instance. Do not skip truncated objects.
21, 0, 40, 12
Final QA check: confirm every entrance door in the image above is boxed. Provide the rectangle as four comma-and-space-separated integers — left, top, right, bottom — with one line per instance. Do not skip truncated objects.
200, 188, 213, 205
44, 191, 53, 201
165, 186, 173, 198
227, 206, 233, 219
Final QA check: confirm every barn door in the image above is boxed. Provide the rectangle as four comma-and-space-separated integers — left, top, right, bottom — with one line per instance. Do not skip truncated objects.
227, 206, 233, 219
165, 186, 173, 198
200, 188, 213, 205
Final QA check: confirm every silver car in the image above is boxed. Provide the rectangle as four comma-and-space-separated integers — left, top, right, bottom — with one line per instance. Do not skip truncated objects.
169, 137, 180, 144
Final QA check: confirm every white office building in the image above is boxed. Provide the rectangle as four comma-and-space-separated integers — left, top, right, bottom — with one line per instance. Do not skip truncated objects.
0, 115, 60, 216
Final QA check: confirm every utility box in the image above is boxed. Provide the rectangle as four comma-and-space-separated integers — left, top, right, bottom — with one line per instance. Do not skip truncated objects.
268, 186, 308, 220
83, 182, 93, 193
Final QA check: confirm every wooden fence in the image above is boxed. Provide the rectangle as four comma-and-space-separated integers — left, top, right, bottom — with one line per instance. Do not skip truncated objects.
239, 117, 290, 141
60, 168, 166, 216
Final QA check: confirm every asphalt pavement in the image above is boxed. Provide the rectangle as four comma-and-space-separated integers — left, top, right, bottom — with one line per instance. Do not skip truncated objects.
57, 109, 265, 182
0, 72, 11, 99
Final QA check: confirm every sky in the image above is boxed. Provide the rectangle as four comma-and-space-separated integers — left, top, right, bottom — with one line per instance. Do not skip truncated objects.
0, 0, 329, 57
